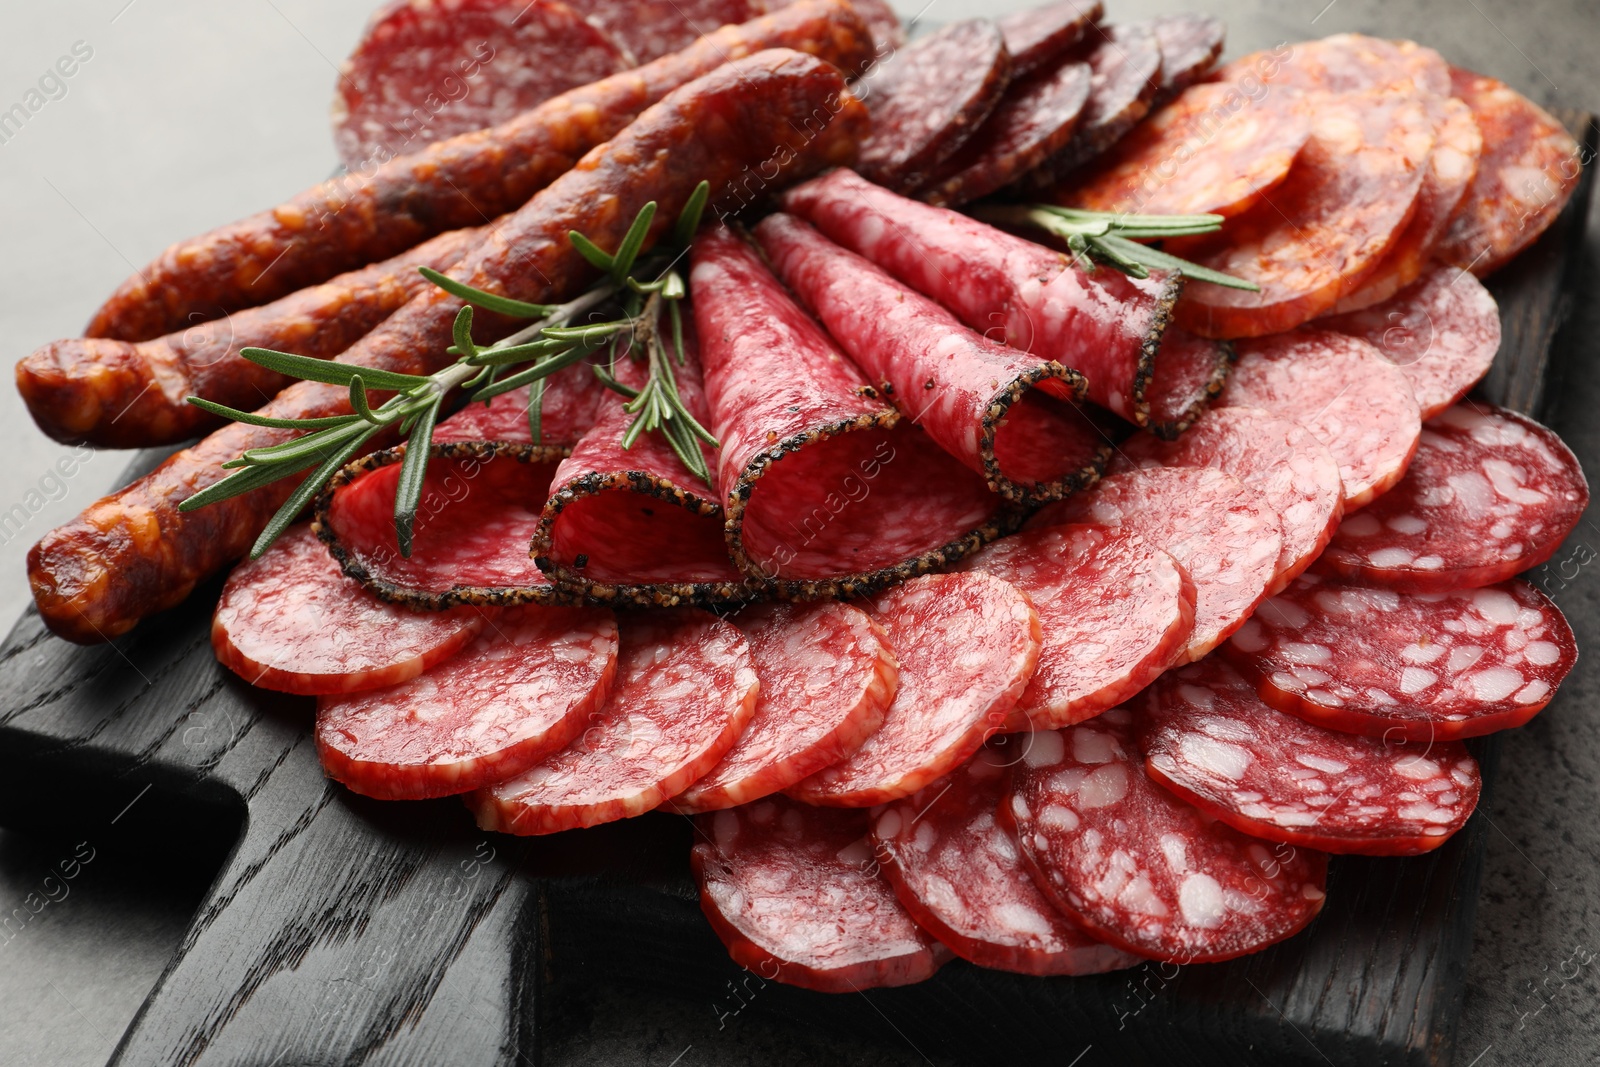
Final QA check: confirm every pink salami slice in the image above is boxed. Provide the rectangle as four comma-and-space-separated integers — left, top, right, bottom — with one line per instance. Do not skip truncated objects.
213, 524, 479, 696
1003, 709, 1329, 963
1213, 34, 1450, 97
788, 572, 1041, 807
692, 796, 949, 992
1113, 406, 1345, 593
317, 605, 617, 799
1148, 13, 1224, 98
470, 609, 758, 833
998, 0, 1100, 79
1317, 403, 1588, 592
1032, 467, 1282, 663
1221, 329, 1422, 508
566, 0, 761, 64
433, 364, 612, 448
1142, 326, 1233, 440
1141, 657, 1482, 855
1225, 573, 1578, 741
672, 601, 898, 813
959, 524, 1195, 732
873, 744, 1141, 975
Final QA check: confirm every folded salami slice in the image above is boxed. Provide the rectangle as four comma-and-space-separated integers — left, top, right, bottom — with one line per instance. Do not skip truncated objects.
1437, 68, 1583, 277
1225, 574, 1577, 741
692, 797, 949, 992
873, 744, 1141, 975
433, 363, 612, 448
1142, 326, 1233, 440
788, 572, 1040, 807
1141, 658, 1482, 856
317, 605, 618, 799
1003, 709, 1329, 963
470, 609, 758, 833
672, 601, 897, 813
959, 524, 1194, 732
690, 224, 1006, 595
1147, 13, 1224, 100
1317, 403, 1587, 592
783, 169, 1184, 426
997, 0, 1100, 79
1221, 329, 1422, 509
567, 0, 762, 64
1113, 406, 1345, 593
212, 524, 480, 696
1214, 34, 1450, 97
1032, 467, 1281, 663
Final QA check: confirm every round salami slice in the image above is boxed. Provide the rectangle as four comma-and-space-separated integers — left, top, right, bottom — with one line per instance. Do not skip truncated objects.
1221, 329, 1422, 509
1031, 467, 1282, 664
433, 364, 612, 449
691, 796, 949, 992
1142, 326, 1233, 441
788, 572, 1041, 807
565, 0, 761, 64
873, 744, 1141, 975
1003, 709, 1330, 963
212, 524, 480, 696
1141, 658, 1482, 855
855, 19, 1012, 191
1148, 13, 1224, 99
1113, 406, 1345, 593
470, 609, 758, 833
317, 605, 618, 800
672, 601, 898, 813
332, 0, 631, 170
959, 524, 1195, 732
1225, 574, 1578, 741
1317, 403, 1588, 592
1213, 34, 1450, 97
1026, 21, 1164, 184
1437, 68, 1583, 277
767, 0, 904, 52
998, 0, 1100, 79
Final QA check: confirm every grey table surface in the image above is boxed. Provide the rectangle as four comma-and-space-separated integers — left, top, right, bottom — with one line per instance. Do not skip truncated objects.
0, 1, 1596, 1064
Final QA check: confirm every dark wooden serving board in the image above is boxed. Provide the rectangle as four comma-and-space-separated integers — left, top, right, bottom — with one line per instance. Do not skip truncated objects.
0, 112, 1591, 1067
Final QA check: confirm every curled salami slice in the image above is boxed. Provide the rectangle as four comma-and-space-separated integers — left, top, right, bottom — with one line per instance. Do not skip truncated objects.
1317, 403, 1588, 592
1055, 82, 1312, 219
471, 610, 757, 832
212, 525, 479, 696
692, 796, 948, 992
690, 224, 1005, 595
672, 601, 898, 813
1319, 264, 1501, 420
317, 605, 618, 799
873, 744, 1141, 975
1148, 14, 1224, 99
333, 0, 631, 170
1032, 467, 1282, 663
1437, 68, 1583, 277
855, 19, 1012, 190
1113, 406, 1345, 593
1214, 34, 1450, 97
783, 169, 1183, 426
1004, 709, 1329, 963
788, 572, 1041, 807
1226, 573, 1577, 741
1221, 329, 1422, 509
433, 363, 612, 448
568, 0, 762, 64
997, 0, 1100, 79
1142, 326, 1233, 440
317, 442, 564, 610
1142, 658, 1482, 856
959, 524, 1195, 732
1022, 21, 1164, 186
755, 213, 1105, 504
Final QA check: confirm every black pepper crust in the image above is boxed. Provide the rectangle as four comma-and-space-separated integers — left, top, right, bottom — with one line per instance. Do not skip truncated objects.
1125, 269, 1186, 427
1147, 337, 1235, 441
974, 362, 1111, 503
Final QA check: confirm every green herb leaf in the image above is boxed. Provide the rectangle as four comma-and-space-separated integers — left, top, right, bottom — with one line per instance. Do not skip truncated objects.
348, 375, 392, 425
568, 231, 615, 272
418, 267, 555, 319
673, 181, 711, 247
393, 400, 440, 557
1095, 234, 1262, 291
249, 426, 379, 558
451, 305, 479, 362
240, 348, 430, 393
608, 201, 657, 284
185, 397, 361, 431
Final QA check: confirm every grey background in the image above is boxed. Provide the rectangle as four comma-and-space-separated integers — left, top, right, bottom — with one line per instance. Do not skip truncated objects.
0, 0, 1596, 1064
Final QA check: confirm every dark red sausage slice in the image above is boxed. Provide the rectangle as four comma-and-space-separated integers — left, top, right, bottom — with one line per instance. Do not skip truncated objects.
1148, 13, 1224, 98
1141, 657, 1482, 855
873, 744, 1141, 975
1225, 573, 1578, 741
433, 363, 612, 448
768, 0, 905, 51
998, 0, 1100, 78
1003, 708, 1329, 963
566, 0, 762, 63
1142, 326, 1233, 440
316, 605, 618, 799
692, 796, 949, 992
1022, 21, 1164, 185
1317, 403, 1588, 592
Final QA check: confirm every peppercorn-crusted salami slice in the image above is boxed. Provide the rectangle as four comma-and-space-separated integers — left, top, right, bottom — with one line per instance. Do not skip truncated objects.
1225, 574, 1578, 741
1141, 658, 1482, 856
212, 525, 480, 696
1026, 21, 1164, 184
788, 572, 1041, 807
470, 609, 758, 833
1114, 407, 1345, 593
672, 602, 898, 813
692, 797, 949, 992
567, 0, 762, 64
1148, 13, 1224, 100
433, 364, 612, 448
1213, 34, 1450, 96
1317, 403, 1588, 592
1032, 467, 1282, 663
1142, 327, 1233, 440
1003, 709, 1329, 963
1437, 68, 1583, 277
873, 744, 1141, 975
998, 0, 1100, 79
1221, 330, 1422, 509
317, 605, 618, 799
